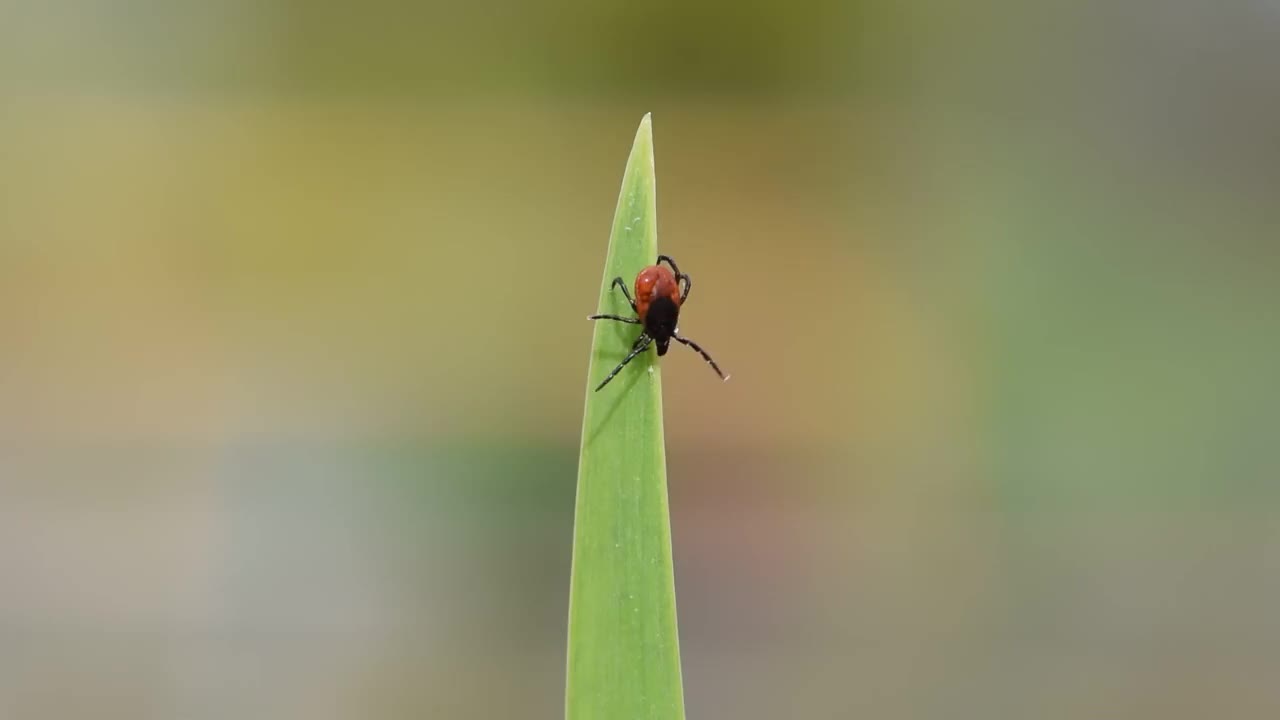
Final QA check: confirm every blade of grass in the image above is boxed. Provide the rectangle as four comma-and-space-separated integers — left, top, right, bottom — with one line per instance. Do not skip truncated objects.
565, 114, 686, 720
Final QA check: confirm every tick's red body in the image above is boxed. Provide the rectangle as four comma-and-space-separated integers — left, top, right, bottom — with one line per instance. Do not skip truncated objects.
633, 264, 682, 322
588, 254, 727, 391
632, 264, 683, 355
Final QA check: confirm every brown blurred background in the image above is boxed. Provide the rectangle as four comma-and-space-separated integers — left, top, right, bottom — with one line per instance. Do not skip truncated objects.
2, 1, 1279, 718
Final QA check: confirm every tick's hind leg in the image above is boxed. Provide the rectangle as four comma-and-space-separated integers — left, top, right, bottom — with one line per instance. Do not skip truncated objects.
657, 255, 691, 303
608, 276, 638, 312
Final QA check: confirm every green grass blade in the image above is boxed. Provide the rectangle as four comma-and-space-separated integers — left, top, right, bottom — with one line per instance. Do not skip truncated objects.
565, 114, 685, 720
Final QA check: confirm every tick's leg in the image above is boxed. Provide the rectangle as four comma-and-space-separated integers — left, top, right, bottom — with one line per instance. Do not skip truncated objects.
595, 335, 653, 392
674, 334, 728, 381
656, 255, 691, 303
609, 277, 638, 312
588, 314, 641, 324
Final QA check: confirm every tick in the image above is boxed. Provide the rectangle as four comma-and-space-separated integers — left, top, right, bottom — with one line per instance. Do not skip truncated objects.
589, 254, 729, 391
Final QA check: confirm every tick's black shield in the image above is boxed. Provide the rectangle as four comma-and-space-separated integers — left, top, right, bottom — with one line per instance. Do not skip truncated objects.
643, 295, 680, 343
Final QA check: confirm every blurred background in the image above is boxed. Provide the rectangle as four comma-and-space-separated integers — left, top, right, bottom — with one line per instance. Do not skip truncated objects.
2, 0, 1279, 717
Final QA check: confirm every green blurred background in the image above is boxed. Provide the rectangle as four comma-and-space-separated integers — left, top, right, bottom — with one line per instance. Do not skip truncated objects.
3, 1, 1278, 717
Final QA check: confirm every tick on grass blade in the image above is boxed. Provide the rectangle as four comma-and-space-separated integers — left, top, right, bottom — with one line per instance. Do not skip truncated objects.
589, 254, 729, 392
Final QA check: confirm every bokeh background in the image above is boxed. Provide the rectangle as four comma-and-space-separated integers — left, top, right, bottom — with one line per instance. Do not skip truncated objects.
3, 1, 1279, 718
